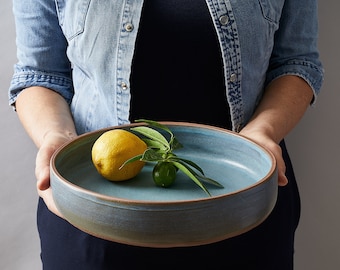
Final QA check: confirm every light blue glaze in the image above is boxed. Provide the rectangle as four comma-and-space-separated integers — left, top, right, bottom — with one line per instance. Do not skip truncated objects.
51, 123, 278, 247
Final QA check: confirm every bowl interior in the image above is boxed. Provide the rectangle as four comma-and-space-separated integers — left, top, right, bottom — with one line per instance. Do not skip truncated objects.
52, 122, 276, 202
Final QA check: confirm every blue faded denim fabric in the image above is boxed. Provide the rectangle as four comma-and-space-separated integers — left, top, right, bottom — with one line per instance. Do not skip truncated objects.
9, 0, 324, 134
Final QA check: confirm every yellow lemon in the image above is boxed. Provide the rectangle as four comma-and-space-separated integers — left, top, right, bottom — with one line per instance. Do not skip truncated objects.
91, 129, 147, 181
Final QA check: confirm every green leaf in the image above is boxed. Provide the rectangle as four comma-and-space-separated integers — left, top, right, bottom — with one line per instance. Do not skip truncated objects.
171, 157, 205, 175
135, 119, 173, 135
142, 138, 168, 151
172, 159, 224, 188
195, 174, 224, 188
172, 161, 211, 196
119, 154, 143, 169
170, 136, 183, 150
140, 148, 164, 162
131, 126, 170, 150
135, 119, 177, 150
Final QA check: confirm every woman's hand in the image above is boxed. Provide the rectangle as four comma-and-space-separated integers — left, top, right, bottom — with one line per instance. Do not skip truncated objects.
15, 87, 78, 218
239, 129, 288, 186
35, 131, 76, 218
239, 75, 314, 186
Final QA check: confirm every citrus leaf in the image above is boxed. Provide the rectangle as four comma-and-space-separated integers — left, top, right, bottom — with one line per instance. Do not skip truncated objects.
119, 154, 143, 169
131, 126, 170, 150
171, 157, 205, 175
195, 174, 224, 188
141, 148, 164, 162
135, 119, 173, 135
172, 161, 211, 196
142, 138, 168, 151
172, 159, 224, 188
170, 136, 183, 150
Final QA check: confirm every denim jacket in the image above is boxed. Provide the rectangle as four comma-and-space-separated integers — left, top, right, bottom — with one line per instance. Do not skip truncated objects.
9, 0, 324, 134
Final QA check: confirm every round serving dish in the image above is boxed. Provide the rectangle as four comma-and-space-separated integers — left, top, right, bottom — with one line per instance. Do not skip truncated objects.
50, 122, 278, 248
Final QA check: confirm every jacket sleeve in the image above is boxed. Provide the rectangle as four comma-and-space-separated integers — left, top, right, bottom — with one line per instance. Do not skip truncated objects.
9, 0, 73, 107
265, 0, 324, 104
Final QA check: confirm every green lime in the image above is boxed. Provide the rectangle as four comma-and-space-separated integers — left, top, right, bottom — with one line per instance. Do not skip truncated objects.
152, 161, 177, 187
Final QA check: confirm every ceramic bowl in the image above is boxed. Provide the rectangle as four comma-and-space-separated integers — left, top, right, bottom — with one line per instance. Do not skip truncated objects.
50, 122, 278, 248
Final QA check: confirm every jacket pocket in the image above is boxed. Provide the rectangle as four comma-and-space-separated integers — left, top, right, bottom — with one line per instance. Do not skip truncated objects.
55, 0, 91, 40
258, 0, 285, 23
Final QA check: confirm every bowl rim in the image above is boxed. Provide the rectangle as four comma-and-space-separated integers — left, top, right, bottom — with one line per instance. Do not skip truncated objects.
50, 121, 277, 206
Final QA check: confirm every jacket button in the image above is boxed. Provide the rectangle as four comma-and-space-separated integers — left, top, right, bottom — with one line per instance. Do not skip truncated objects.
230, 73, 237, 82
124, 23, 134, 32
219, 15, 229, 25
120, 82, 128, 90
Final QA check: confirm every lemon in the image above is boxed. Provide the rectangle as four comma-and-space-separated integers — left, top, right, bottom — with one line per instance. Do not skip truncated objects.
91, 129, 147, 181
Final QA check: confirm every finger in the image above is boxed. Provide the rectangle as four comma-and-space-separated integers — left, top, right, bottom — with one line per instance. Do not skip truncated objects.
38, 187, 64, 218
35, 146, 53, 190
263, 142, 288, 186
275, 151, 288, 186
278, 169, 288, 186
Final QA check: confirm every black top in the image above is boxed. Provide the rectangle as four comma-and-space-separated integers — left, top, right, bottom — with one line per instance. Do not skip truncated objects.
130, 0, 231, 129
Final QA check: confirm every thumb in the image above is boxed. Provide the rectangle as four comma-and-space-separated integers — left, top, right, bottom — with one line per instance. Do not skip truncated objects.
275, 152, 288, 186
35, 146, 54, 190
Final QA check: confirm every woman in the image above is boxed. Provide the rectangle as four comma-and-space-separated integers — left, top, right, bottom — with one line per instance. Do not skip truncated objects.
9, 0, 323, 269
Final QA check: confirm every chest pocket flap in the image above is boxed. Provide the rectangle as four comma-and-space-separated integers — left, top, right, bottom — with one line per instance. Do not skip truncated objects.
55, 0, 91, 40
258, 0, 285, 23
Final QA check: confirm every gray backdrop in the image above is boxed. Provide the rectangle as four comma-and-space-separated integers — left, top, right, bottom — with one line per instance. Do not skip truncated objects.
1, 1, 339, 269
